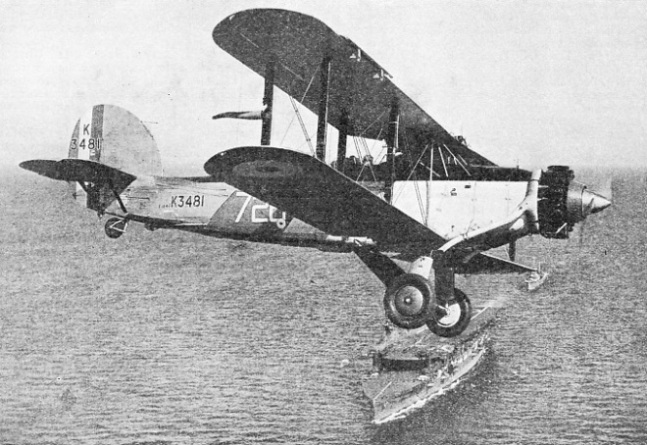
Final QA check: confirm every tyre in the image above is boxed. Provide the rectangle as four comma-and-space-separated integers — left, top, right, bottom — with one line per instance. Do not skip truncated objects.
105, 218, 127, 239
383, 274, 433, 329
426, 289, 472, 337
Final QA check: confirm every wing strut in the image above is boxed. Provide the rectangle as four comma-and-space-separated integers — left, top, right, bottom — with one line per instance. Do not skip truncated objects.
384, 98, 399, 203
261, 56, 275, 145
315, 54, 331, 161
336, 109, 349, 171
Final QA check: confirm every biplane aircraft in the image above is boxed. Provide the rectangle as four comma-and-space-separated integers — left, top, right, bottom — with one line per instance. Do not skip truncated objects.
21, 9, 611, 337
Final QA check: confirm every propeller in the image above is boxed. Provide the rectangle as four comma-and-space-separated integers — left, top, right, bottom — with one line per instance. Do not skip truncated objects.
578, 199, 595, 246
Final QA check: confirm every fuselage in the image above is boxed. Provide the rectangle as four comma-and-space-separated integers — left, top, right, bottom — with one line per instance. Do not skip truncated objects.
102, 176, 531, 252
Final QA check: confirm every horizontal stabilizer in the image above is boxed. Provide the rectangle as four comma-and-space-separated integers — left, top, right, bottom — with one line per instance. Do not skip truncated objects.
20, 159, 136, 215
20, 159, 136, 188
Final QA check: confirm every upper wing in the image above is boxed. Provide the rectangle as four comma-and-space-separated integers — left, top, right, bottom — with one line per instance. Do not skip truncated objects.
204, 146, 445, 251
212, 9, 496, 174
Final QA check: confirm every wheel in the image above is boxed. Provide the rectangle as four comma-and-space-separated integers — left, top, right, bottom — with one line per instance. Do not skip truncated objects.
426, 289, 472, 337
383, 274, 432, 329
105, 217, 127, 239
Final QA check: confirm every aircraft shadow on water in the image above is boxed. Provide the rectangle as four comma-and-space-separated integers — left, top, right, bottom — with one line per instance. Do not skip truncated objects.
20, 8, 612, 422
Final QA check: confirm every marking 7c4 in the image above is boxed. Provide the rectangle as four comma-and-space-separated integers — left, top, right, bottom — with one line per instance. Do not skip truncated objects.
235, 195, 287, 229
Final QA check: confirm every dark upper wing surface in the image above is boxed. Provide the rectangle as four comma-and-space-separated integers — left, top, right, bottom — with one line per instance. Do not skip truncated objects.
204, 146, 445, 250
212, 9, 496, 171
204, 146, 539, 274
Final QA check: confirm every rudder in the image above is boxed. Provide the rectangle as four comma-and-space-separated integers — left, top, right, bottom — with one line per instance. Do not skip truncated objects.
67, 104, 163, 211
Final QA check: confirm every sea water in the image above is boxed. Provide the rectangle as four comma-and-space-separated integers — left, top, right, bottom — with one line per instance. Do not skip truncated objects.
1, 168, 645, 444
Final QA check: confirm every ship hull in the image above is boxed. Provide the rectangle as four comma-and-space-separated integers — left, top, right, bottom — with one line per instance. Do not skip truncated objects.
362, 304, 497, 424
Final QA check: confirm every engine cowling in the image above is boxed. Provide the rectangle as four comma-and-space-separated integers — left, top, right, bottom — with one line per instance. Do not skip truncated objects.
537, 165, 610, 239
537, 165, 573, 238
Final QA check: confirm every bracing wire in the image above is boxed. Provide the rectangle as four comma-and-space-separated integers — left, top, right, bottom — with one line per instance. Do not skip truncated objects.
279, 68, 319, 154
393, 145, 430, 203
288, 96, 315, 156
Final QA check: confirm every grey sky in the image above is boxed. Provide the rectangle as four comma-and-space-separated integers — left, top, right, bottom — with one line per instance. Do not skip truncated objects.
2, 0, 645, 174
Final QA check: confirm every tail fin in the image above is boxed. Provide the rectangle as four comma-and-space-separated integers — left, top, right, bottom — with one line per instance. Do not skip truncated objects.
68, 104, 163, 176
22, 104, 162, 214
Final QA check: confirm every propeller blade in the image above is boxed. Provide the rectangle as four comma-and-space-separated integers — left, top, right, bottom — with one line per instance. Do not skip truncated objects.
579, 202, 593, 246
579, 177, 611, 246
508, 240, 516, 262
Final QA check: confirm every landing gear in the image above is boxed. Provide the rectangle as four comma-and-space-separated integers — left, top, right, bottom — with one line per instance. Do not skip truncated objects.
383, 274, 432, 329
426, 289, 472, 338
379, 254, 473, 337
105, 217, 128, 239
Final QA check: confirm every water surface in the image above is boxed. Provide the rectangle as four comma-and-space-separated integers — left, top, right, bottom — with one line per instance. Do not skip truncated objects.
1, 168, 645, 444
